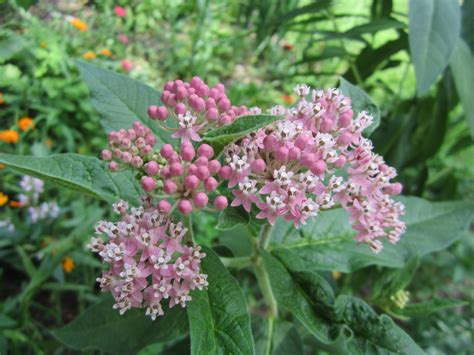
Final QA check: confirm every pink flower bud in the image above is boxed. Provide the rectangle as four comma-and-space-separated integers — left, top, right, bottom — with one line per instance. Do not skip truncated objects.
301, 152, 317, 167
156, 106, 169, 121
215, 83, 225, 92
131, 156, 143, 168
193, 98, 206, 112
219, 166, 232, 179
164, 81, 174, 91
386, 182, 403, 195
263, 135, 278, 152
205, 98, 216, 110
338, 131, 353, 146
101, 149, 112, 161
295, 134, 311, 149
206, 108, 219, 121
160, 166, 171, 179
217, 97, 231, 111
251, 159, 266, 174
195, 156, 209, 167
174, 103, 187, 115
191, 76, 203, 89
289, 147, 301, 160
181, 146, 196, 161
109, 161, 119, 172
194, 192, 209, 209
339, 110, 353, 127
144, 161, 159, 176
208, 160, 221, 174
175, 86, 188, 100
148, 105, 160, 119
196, 166, 210, 180
135, 137, 146, 148
170, 162, 183, 176
320, 117, 335, 133
178, 200, 193, 215
145, 134, 156, 146
197, 144, 214, 158
310, 160, 326, 176
219, 114, 232, 125
333, 156, 346, 168
196, 84, 209, 97
121, 151, 132, 163
275, 146, 289, 161
204, 177, 218, 192
214, 195, 228, 210
163, 180, 177, 194
160, 144, 174, 159
121, 138, 132, 149
141, 177, 156, 192
184, 175, 200, 190
157, 199, 172, 214
208, 88, 219, 99
187, 163, 198, 175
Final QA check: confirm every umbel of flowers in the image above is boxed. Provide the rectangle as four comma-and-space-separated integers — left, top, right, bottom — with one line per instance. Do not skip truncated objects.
93, 78, 406, 319
88, 198, 207, 319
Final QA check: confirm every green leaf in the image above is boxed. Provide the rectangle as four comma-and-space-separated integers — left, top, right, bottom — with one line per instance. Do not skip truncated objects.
0, 153, 141, 204
372, 257, 419, 301
52, 296, 188, 354
339, 78, 380, 136
409, 0, 461, 95
187, 246, 255, 355
260, 251, 424, 353
75, 60, 173, 145
216, 206, 250, 231
0, 34, 25, 63
345, 19, 405, 37
395, 298, 467, 317
270, 196, 474, 272
449, 39, 474, 138
202, 114, 281, 156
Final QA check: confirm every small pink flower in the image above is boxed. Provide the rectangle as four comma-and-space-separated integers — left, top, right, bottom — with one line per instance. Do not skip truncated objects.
118, 33, 129, 44
121, 59, 133, 72
114, 6, 126, 17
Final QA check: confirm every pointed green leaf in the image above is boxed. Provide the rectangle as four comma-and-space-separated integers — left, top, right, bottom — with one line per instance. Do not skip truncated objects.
395, 298, 467, 317
203, 114, 281, 156
0, 153, 141, 204
409, 0, 461, 95
449, 39, 474, 138
270, 197, 474, 272
75, 60, 173, 145
339, 78, 380, 135
187, 246, 255, 355
52, 296, 188, 354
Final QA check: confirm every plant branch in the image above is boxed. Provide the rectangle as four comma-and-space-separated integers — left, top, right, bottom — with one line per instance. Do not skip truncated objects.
183, 214, 195, 245
259, 223, 274, 250
220, 256, 253, 269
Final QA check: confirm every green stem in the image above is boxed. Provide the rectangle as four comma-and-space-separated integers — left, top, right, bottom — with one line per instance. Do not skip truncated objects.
259, 223, 274, 249
220, 256, 253, 269
264, 317, 274, 355
183, 214, 195, 244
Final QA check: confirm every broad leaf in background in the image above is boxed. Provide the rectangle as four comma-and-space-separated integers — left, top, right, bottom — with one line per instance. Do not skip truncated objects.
260, 251, 424, 354
408, 0, 461, 96
339, 78, 380, 136
216, 206, 250, 231
76, 61, 174, 145
449, 39, 474, 138
393, 298, 467, 318
203, 114, 281, 156
187, 246, 255, 355
270, 196, 474, 272
0, 153, 141, 204
52, 296, 188, 354
0, 33, 25, 63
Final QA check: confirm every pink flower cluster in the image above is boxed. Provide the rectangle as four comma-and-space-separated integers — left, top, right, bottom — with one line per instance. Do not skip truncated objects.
220, 84, 405, 253
88, 199, 207, 319
142, 142, 229, 215
101, 121, 156, 172
147, 77, 251, 142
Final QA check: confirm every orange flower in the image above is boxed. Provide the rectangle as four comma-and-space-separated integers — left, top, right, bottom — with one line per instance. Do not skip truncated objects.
62, 257, 75, 273
0, 193, 8, 207
9, 200, 25, 208
282, 43, 294, 51
99, 48, 111, 57
0, 130, 19, 143
18, 117, 34, 131
83, 51, 96, 60
68, 18, 88, 32
46, 138, 53, 147
0, 92, 4, 105
0, 164, 5, 170
281, 94, 295, 105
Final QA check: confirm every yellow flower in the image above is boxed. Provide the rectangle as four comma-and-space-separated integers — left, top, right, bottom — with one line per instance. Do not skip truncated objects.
0, 164, 5, 170
68, 18, 88, 32
0, 92, 4, 105
62, 257, 75, 273
0, 130, 19, 143
99, 48, 111, 57
0, 193, 8, 207
332, 271, 342, 280
40, 41, 48, 48
83, 51, 96, 60
18, 117, 34, 132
